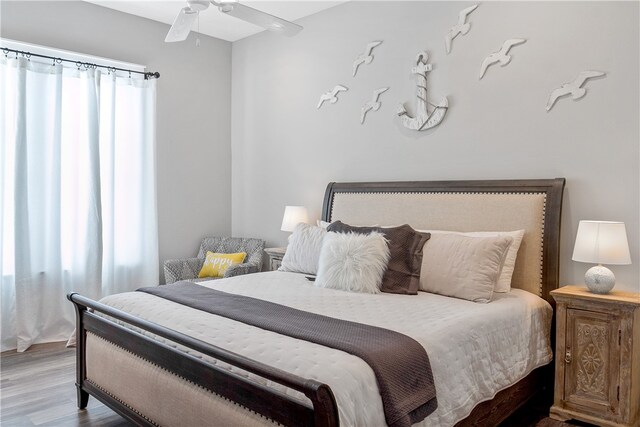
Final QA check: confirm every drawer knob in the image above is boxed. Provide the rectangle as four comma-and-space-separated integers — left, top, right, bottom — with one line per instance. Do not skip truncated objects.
564, 349, 572, 364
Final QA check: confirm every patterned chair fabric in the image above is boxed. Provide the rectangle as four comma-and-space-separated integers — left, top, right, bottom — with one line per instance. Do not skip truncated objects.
164, 237, 265, 284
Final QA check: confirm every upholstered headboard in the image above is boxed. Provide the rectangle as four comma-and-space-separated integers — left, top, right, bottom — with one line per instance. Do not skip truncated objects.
322, 179, 565, 304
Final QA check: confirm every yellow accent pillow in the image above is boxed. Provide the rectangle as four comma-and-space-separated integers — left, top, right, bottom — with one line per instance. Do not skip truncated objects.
198, 251, 247, 278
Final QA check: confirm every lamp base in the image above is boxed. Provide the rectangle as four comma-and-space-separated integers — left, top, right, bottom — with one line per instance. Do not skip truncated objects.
584, 265, 615, 294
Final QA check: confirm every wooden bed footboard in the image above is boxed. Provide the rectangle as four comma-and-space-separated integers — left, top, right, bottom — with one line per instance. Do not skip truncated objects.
67, 293, 340, 427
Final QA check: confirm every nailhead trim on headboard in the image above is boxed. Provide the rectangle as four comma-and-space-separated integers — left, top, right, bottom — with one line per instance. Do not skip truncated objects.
539, 196, 547, 297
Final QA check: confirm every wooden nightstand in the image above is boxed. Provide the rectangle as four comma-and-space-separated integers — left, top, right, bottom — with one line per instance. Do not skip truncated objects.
264, 247, 286, 271
550, 285, 640, 427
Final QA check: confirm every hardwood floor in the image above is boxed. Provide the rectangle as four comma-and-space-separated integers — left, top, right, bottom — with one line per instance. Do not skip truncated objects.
1, 342, 590, 427
1, 342, 127, 427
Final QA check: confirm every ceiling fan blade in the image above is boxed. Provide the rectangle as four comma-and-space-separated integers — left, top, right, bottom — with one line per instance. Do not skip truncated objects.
221, 3, 303, 37
165, 7, 198, 42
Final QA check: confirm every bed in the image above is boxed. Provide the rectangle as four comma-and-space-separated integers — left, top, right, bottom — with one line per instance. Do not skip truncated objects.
69, 178, 566, 427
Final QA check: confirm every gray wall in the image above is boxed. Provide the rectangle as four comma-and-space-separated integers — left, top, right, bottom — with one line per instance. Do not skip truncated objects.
232, 1, 640, 292
1, 1, 232, 283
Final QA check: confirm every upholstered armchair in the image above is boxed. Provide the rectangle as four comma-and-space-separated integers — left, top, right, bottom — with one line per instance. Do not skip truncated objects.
164, 237, 265, 284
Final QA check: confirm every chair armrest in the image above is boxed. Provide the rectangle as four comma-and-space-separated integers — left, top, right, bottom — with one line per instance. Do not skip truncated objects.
164, 257, 204, 284
223, 262, 260, 278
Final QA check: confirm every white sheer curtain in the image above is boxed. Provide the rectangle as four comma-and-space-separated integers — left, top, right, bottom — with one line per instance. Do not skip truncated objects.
1, 56, 159, 352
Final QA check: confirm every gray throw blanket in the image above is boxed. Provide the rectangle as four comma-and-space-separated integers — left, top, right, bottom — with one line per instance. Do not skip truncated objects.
138, 282, 437, 427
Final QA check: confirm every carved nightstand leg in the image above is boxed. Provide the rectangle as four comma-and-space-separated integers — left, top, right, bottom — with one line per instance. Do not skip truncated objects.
549, 407, 571, 422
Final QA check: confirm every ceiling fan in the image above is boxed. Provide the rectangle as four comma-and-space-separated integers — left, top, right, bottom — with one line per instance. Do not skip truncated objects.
165, 0, 303, 42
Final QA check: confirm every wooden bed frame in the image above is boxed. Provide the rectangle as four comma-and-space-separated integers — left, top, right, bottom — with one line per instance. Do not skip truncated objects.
69, 178, 565, 427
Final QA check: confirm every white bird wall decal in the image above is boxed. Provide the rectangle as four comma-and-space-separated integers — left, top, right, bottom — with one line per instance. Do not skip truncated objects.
352, 41, 383, 77
317, 85, 348, 109
479, 38, 527, 80
360, 87, 389, 124
545, 71, 606, 111
445, 4, 479, 54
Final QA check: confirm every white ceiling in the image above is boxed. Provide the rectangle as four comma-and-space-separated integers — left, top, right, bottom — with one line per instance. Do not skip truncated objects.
84, 1, 345, 42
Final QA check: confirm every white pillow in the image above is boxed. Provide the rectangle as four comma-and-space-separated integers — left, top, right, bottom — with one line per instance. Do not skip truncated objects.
315, 231, 390, 294
419, 233, 513, 303
420, 229, 525, 292
279, 223, 326, 275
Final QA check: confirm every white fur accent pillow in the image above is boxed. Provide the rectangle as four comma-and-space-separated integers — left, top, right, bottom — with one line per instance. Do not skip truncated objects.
315, 232, 390, 294
279, 223, 326, 275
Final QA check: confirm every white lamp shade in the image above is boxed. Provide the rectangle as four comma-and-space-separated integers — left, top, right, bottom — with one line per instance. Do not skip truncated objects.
281, 206, 309, 232
572, 220, 632, 265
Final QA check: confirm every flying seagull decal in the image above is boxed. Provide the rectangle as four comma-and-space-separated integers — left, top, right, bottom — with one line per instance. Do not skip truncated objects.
317, 85, 348, 109
445, 4, 479, 54
545, 71, 606, 111
360, 87, 389, 124
479, 38, 526, 80
352, 41, 383, 77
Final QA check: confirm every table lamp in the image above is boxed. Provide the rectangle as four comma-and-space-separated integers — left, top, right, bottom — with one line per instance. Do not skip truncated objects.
281, 206, 309, 232
572, 220, 631, 294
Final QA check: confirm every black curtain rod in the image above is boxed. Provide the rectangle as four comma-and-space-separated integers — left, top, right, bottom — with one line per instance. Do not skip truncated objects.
1, 47, 160, 80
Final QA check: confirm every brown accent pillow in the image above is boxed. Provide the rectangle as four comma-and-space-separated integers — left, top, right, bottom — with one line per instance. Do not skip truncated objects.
327, 221, 430, 295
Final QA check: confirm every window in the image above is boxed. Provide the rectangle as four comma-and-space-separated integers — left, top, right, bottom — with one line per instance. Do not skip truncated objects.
0, 39, 159, 352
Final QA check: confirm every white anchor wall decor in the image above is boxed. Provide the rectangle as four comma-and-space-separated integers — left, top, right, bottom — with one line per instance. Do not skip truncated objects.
397, 52, 448, 131
479, 39, 526, 79
545, 71, 606, 111
317, 85, 348, 109
360, 87, 389, 124
352, 41, 383, 77
445, 4, 479, 54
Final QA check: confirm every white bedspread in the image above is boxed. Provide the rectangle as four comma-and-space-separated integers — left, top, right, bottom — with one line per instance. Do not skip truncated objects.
99, 271, 553, 427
